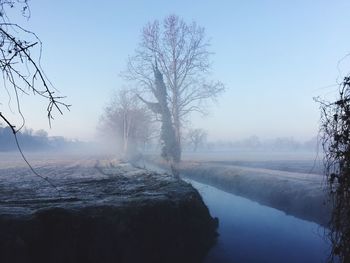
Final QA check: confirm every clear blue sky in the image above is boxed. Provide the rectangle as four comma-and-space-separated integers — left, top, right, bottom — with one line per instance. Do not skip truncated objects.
4, 0, 350, 141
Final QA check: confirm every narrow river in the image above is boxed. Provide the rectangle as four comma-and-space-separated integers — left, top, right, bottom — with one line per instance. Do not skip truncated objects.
186, 179, 330, 263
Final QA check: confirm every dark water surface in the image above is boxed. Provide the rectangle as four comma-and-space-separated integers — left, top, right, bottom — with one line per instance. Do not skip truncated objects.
187, 179, 330, 263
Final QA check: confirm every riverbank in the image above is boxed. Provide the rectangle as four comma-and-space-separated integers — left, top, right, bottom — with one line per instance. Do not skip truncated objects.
0, 158, 217, 263
142, 156, 330, 226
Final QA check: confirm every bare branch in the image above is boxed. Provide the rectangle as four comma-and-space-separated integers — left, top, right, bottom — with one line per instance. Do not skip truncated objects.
0, 1, 69, 191
317, 75, 350, 262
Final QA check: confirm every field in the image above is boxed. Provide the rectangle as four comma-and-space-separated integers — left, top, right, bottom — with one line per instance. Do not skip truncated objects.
0, 150, 327, 225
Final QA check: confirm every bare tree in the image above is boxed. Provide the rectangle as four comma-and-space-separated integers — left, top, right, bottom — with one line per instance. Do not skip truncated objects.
125, 14, 224, 161
187, 128, 207, 152
318, 75, 350, 263
99, 88, 154, 159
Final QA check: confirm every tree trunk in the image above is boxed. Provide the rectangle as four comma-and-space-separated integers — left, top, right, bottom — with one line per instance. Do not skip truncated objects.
137, 65, 181, 169
172, 103, 182, 162
123, 113, 128, 156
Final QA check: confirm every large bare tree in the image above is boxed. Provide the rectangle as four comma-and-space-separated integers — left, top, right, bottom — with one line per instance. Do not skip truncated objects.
125, 14, 224, 161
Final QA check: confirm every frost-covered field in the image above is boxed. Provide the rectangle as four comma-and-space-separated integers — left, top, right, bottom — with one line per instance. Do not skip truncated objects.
1, 150, 328, 225
0, 152, 218, 263
0, 152, 117, 214
182, 150, 323, 174
0, 152, 104, 169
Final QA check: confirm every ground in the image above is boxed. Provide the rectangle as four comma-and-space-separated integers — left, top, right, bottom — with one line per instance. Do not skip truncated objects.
0, 153, 217, 263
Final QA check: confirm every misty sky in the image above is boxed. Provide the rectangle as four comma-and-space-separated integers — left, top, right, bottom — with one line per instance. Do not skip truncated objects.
2, 0, 350, 142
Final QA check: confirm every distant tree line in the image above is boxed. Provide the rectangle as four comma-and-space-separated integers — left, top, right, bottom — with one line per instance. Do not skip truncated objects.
0, 125, 80, 152
181, 135, 318, 152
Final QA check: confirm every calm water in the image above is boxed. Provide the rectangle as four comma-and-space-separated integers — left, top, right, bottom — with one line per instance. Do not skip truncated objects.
187, 179, 330, 263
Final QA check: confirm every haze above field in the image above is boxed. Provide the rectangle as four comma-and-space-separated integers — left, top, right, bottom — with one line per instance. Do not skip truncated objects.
2, 0, 350, 141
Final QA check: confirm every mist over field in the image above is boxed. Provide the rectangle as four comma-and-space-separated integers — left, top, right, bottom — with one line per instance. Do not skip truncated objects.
1, 1, 350, 263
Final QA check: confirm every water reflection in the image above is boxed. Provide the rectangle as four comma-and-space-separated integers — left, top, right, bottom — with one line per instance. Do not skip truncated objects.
187, 180, 330, 263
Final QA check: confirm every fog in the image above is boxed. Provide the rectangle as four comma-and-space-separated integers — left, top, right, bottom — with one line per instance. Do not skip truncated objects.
2, 1, 349, 262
